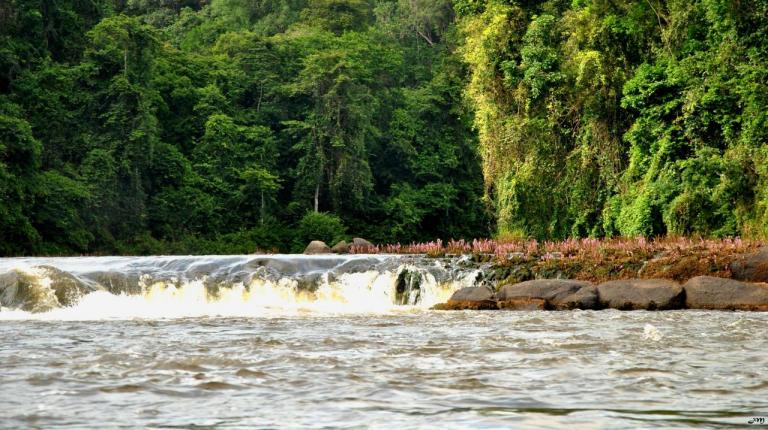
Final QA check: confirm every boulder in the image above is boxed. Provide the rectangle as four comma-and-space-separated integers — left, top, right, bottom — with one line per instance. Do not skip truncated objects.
497, 279, 598, 310
351, 237, 374, 251
730, 247, 768, 282
303, 241, 331, 255
684, 276, 768, 311
432, 286, 497, 310
597, 279, 684, 310
497, 298, 547, 310
331, 240, 349, 254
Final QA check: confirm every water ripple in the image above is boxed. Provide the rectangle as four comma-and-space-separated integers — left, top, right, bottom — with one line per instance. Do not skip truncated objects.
1, 311, 767, 429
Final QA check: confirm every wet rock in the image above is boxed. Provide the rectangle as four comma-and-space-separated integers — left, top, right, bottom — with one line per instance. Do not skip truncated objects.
395, 268, 422, 305
684, 276, 768, 311
497, 297, 547, 310
335, 256, 388, 274
498, 279, 598, 310
639, 252, 732, 281
432, 301, 497, 310
294, 273, 324, 292
304, 241, 331, 255
597, 279, 684, 310
730, 247, 768, 282
432, 286, 497, 310
331, 240, 349, 254
450, 285, 496, 302
87, 271, 142, 295
351, 238, 374, 251
494, 264, 534, 285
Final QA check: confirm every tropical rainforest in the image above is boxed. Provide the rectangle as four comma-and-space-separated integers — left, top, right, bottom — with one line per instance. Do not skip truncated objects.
0, 0, 766, 255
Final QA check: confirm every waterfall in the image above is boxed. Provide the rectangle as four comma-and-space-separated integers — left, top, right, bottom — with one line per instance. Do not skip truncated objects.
0, 255, 480, 319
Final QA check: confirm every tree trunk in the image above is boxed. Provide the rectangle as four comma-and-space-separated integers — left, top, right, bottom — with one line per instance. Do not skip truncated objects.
260, 189, 265, 225
314, 183, 320, 213
256, 85, 263, 113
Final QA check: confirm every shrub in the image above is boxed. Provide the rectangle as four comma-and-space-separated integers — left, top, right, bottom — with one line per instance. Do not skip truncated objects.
292, 212, 347, 252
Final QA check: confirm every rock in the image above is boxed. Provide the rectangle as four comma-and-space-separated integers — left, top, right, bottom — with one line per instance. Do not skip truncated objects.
496, 264, 534, 284
351, 237, 374, 251
449, 285, 496, 302
304, 240, 331, 255
684, 276, 768, 311
432, 286, 497, 310
497, 298, 547, 310
395, 268, 422, 305
597, 279, 684, 310
89, 271, 142, 295
730, 247, 768, 282
331, 240, 349, 254
498, 279, 598, 310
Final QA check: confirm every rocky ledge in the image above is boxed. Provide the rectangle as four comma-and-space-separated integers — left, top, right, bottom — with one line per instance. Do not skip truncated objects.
434, 247, 768, 311
434, 276, 768, 311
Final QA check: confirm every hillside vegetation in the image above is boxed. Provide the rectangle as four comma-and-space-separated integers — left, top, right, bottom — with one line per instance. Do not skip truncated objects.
1, 0, 766, 255
458, 0, 768, 239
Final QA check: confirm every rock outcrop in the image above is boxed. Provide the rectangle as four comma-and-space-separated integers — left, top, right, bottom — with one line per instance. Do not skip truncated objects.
498, 279, 598, 310
684, 276, 768, 311
331, 240, 349, 254
597, 279, 685, 310
730, 247, 768, 282
497, 297, 547, 310
432, 286, 497, 310
432, 273, 768, 312
304, 241, 331, 255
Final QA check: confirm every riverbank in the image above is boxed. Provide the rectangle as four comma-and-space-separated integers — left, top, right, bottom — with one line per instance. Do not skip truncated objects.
474, 237, 765, 284
434, 244, 768, 311
332, 236, 764, 280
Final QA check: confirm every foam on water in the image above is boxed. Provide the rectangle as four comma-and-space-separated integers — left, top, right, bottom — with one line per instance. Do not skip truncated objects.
0, 256, 470, 320
642, 323, 663, 341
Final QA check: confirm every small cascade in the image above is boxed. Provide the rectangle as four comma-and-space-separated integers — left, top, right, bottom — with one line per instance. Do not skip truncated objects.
395, 267, 423, 305
0, 255, 480, 318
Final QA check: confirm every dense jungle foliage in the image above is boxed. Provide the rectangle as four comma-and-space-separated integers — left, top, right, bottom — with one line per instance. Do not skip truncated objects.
0, 0, 766, 255
0, 0, 490, 254
458, 0, 768, 240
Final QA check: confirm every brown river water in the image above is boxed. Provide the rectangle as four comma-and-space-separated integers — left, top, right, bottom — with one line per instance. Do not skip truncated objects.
1, 255, 767, 429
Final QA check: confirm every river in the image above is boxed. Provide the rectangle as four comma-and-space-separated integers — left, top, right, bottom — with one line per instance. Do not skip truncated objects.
1, 255, 767, 429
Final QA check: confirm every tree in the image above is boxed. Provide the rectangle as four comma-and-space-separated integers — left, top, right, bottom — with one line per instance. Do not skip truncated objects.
285, 30, 398, 213
0, 98, 42, 253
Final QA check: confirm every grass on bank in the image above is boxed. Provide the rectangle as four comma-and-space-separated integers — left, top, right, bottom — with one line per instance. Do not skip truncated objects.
349, 236, 764, 283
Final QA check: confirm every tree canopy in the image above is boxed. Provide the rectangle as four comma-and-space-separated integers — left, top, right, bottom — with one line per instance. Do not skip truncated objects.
458, 0, 768, 240
0, 0, 490, 254
1, 0, 766, 255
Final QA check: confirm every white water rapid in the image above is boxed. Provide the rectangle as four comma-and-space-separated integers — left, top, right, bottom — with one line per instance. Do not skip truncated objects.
0, 255, 481, 320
